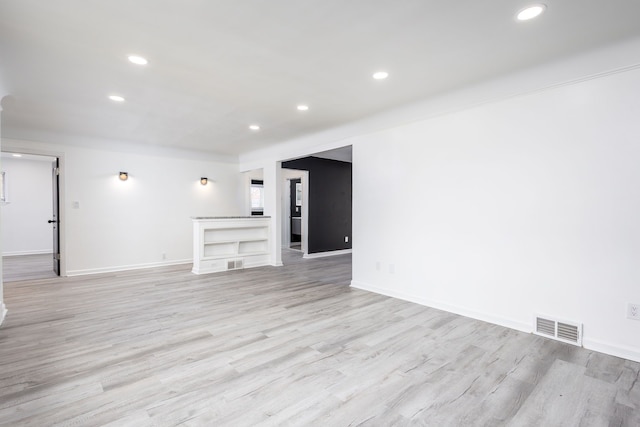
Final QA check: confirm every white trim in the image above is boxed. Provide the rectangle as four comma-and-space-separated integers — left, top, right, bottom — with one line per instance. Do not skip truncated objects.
350, 280, 531, 334
0, 302, 7, 327
66, 259, 192, 277
350, 280, 640, 362
281, 169, 309, 257
303, 249, 352, 259
3, 250, 53, 257
582, 338, 640, 364
282, 178, 292, 248
1, 143, 67, 277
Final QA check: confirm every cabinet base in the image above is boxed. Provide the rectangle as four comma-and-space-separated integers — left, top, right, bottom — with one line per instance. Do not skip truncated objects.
192, 254, 270, 275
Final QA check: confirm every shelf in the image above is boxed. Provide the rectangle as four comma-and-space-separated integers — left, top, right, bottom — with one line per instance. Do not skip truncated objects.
193, 217, 271, 274
237, 251, 269, 256
204, 238, 268, 245
201, 254, 236, 260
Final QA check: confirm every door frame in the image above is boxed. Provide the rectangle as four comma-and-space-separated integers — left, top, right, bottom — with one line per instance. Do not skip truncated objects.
1, 147, 67, 277
281, 169, 308, 255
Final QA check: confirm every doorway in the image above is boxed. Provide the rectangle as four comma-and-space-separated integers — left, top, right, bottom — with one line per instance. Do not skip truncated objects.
1, 151, 62, 281
289, 178, 302, 250
282, 169, 308, 256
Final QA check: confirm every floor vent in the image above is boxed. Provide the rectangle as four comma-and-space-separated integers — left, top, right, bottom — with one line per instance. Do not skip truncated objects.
226, 260, 244, 270
534, 315, 582, 346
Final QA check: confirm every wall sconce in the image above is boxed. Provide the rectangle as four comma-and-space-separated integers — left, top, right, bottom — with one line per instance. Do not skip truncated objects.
200, 177, 208, 185
119, 172, 129, 181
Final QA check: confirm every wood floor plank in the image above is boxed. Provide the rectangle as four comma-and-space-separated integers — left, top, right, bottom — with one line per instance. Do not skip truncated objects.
0, 249, 638, 426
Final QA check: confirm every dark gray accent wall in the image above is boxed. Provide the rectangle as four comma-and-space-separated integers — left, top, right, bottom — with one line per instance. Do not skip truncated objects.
282, 157, 352, 254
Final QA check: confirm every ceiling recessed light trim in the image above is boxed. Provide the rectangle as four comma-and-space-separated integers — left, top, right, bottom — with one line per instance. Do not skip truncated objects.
12, 153, 23, 158
373, 71, 389, 80
128, 55, 148, 65
108, 95, 125, 102
297, 105, 309, 111
516, 4, 546, 21
249, 124, 260, 131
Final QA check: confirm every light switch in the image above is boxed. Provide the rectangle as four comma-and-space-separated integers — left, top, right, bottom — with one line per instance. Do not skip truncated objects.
72, 201, 80, 209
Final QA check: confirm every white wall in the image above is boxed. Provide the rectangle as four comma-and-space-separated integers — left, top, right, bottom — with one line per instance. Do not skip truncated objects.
1, 156, 55, 256
350, 65, 640, 362
0, 93, 7, 325
240, 38, 640, 362
2, 139, 244, 275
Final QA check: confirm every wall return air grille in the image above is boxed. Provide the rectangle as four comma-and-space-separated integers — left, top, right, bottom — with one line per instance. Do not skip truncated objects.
534, 315, 582, 346
227, 259, 243, 270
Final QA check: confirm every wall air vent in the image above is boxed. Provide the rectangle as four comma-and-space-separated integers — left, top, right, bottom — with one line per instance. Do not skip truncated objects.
226, 260, 244, 270
534, 315, 582, 346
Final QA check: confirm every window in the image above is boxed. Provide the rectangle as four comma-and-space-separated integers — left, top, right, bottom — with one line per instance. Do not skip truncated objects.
251, 180, 264, 214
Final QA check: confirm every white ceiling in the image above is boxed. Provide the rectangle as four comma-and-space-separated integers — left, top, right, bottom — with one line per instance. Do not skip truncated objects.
1, 1, 640, 157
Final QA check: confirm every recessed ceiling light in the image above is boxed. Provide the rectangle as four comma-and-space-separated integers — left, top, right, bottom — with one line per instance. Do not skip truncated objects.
12, 153, 22, 157
516, 4, 546, 21
249, 124, 260, 131
373, 71, 389, 80
297, 105, 309, 111
128, 55, 148, 65
108, 95, 125, 102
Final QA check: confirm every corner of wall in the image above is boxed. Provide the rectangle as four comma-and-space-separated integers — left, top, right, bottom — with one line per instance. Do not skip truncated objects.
1, 91, 5, 327
0, 302, 6, 327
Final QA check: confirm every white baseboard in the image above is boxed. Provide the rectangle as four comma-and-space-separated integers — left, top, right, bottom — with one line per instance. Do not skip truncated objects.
303, 249, 352, 259
350, 280, 531, 334
350, 279, 640, 363
66, 259, 192, 277
0, 302, 7, 327
582, 338, 640, 363
2, 250, 53, 257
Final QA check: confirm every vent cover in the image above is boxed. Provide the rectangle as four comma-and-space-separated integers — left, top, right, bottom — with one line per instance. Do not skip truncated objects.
226, 260, 244, 270
534, 315, 582, 346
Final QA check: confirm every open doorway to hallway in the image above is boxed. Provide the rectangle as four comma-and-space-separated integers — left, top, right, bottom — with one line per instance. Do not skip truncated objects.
282, 146, 352, 259
1, 152, 60, 282
282, 169, 309, 255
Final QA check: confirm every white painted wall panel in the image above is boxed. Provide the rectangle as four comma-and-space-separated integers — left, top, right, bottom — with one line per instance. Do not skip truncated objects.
2, 139, 244, 275
351, 66, 640, 361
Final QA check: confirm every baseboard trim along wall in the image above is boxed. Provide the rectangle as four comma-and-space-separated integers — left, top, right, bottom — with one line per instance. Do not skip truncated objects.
2, 250, 53, 257
303, 249, 352, 259
351, 280, 531, 334
67, 259, 192, 277
582, 338, 640, 364
350, 280, 640, 363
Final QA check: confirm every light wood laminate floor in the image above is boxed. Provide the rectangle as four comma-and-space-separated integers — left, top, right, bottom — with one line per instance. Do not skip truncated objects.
0, 250, 638, 426
2, 254, 58, 283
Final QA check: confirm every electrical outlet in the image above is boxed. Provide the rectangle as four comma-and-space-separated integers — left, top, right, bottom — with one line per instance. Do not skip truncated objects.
628, 303, 640, 320
162, 253, 167, 260
344, 236, 349, 243
376, 261, 381, 271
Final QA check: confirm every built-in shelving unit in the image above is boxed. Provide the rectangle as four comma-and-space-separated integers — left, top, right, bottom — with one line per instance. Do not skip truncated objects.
192, 217, 271, 274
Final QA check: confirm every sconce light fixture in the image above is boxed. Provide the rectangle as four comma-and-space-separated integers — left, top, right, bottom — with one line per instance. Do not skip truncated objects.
200, 177, 208, 185
119, 172, 129, 181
